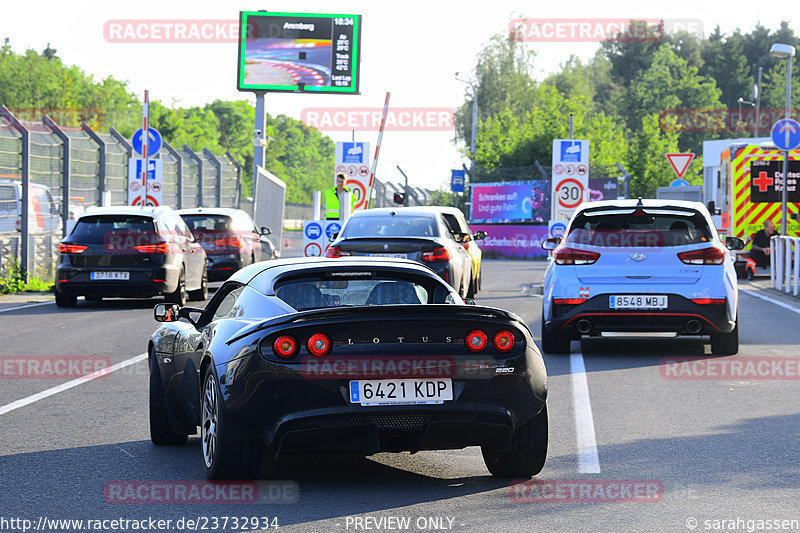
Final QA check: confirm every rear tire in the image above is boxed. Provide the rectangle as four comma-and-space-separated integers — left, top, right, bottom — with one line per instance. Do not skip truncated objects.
55, 288, 77, 307
541, 318, 570, 354
149, 351, 188, 445
466, 272, 476, 299
188, 268, 208, 302
165, 267, 186, 306
202, 366, 264, 480
483, 403, 548, 478
711, 315, 739, 355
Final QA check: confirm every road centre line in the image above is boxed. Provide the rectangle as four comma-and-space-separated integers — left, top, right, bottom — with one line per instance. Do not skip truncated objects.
739, 289, 800, 315
0, 352, 147, 417
570, 349, 601, 474
0, 301, 53, 313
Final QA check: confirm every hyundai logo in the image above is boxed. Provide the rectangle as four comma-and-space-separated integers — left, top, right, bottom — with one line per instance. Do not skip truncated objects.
630, 253, 647, 262
383, 244, 389, 250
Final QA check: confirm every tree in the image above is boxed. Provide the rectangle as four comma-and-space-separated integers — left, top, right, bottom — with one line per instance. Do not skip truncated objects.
625, 113, 691, 197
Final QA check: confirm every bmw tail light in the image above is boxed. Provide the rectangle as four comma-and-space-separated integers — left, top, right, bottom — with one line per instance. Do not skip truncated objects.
678, 247, 725, 265
422, 246, 451, 263
273, 335, 299, 359
307, 333, 332, 357
552, 247, 600, 265
493, 330, 516, 353
325, 246, 351, 258
58, 244, 87, 254
134, 243, 168, 254
214, 236, 244, 248
465, 329, 488, 352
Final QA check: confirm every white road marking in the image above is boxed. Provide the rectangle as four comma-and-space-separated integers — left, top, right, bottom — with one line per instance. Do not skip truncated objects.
0, 352, 147, 417
570, 349, 601, 473
0, 301, 53, 313
740, 289, 800, 315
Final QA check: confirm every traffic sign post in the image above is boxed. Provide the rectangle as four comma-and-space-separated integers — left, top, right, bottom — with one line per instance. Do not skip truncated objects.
334, 141, 370, 210
451, 170, 465, 193
551, 139, 589, 221
132, 127, 163, 157
665, 153, 695, 179
127, 159, 163, 206
771, 118, 800, 235
303, 220, 324, 257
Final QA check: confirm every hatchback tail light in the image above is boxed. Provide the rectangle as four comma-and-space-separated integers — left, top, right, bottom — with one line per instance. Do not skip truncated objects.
422, 246, 451, 263
134, 243, 168, 254
691, 298, 726, 305
58, 244, 87, 254
465, 329, 488, 352
307, 333, 332, 357
678, 247, 725, 265
214, 236, 244, 248
325, 246, 351, 258
273, 335, 299, 359
552, 247, 600, 265
493, 330, 516, 353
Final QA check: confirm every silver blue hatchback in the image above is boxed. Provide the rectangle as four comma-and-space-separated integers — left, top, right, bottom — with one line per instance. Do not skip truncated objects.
541, 199, 744, 355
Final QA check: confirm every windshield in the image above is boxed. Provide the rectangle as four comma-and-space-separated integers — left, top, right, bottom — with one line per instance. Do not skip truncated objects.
343, 216, 439, 238
566, 210, 713, 247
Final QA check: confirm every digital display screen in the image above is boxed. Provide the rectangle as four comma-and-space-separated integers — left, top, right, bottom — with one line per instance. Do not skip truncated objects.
237, 11, 361, 93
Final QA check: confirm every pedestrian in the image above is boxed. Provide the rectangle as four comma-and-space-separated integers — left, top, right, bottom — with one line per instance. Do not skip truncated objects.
325, 173, 357, 219
746, 219, 779, 278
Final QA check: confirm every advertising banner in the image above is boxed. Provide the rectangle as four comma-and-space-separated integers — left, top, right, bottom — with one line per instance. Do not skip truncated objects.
468, 224, 549, 259
470, 181, 550, 223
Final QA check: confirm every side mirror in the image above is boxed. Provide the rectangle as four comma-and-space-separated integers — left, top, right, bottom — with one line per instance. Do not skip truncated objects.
725, 236, 745, 250
474, 231, 487, 241
464, 298, 477, 306
260, 227, 271, 235
329, 232, 339, 242
542, 236, 561, 251
154, 303, 180, 322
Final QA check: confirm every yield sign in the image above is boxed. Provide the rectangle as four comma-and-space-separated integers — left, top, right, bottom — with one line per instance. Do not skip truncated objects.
665, 153, 695, 179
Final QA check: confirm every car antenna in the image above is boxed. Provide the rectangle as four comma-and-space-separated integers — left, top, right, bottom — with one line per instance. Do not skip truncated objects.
636, 197, 643, 206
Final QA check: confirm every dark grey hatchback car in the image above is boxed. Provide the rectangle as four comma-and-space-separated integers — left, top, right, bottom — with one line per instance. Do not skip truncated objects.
55, 206, 207, 307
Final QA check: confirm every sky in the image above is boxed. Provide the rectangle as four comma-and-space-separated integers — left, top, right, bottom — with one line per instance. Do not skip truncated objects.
1, 1, 795, 191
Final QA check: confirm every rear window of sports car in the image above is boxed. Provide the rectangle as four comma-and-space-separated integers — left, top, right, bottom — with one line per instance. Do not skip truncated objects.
566, 210, 713, 247
272, 274, 457, 310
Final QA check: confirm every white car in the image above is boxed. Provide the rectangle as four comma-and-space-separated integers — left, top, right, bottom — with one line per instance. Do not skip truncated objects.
541, 199, 744, 355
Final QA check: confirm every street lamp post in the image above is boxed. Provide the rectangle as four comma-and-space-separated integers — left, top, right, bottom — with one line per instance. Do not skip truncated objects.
455, 72, 478, 175
771, 43, 796, 236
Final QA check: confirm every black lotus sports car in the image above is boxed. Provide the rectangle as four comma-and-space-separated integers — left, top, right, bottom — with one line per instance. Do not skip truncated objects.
148, 257, 548, 480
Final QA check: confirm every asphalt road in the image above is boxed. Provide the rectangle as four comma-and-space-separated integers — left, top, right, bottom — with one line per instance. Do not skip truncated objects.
1, 257, 799, 533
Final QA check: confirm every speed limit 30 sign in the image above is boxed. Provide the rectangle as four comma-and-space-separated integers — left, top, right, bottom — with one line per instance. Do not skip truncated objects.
551, 139, 589, 221
556, 178, 584, 209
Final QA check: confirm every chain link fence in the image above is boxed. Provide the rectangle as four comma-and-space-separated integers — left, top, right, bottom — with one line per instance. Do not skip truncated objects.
0, 107, 242, 283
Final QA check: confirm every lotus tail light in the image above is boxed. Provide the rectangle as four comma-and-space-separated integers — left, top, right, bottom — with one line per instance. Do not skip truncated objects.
307, 333, 332, 357
325, 246, 351, 258
678, 247, 725, 265
493, 330, 516, 352
552, 247, 600, 265
273, 335, 299, 359
422, 246, 451, 263
58, 244, 88, 254
465, 329, 488, 352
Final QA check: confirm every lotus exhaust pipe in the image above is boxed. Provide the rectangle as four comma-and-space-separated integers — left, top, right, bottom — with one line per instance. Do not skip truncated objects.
686, 319, 702, 334
576, 319, 592, 334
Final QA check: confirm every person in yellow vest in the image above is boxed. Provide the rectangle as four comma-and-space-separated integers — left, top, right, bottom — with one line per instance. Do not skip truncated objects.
325, 174, 357, 219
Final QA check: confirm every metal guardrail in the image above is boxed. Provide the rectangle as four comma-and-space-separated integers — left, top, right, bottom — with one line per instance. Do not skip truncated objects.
772, 235, 800, 296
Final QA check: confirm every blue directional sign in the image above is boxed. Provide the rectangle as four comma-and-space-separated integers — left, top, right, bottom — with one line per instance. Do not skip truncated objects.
670, 179, 690, 187
325, 222, 342, 239
132, 127, 163, 157
341, 142, 365, 164
451, 169, 465, 193
771, 119, 800, 151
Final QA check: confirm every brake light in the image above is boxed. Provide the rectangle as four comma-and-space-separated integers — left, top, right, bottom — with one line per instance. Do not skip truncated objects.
58, 244, 87, 254
422, 246, 451, 263
678, 247, 725, 265
463, 241, 470, 250
552, 247, 600, 265
134, 243, 168, 254
214, 236, 243, 248
691, 298, 726, 305
465, 329, 488, 352
307, 333, 332, 357
273, 335, 299, 359
493, 330, 516, 353
325, 246, 351, 258
553, 298, 587, 305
